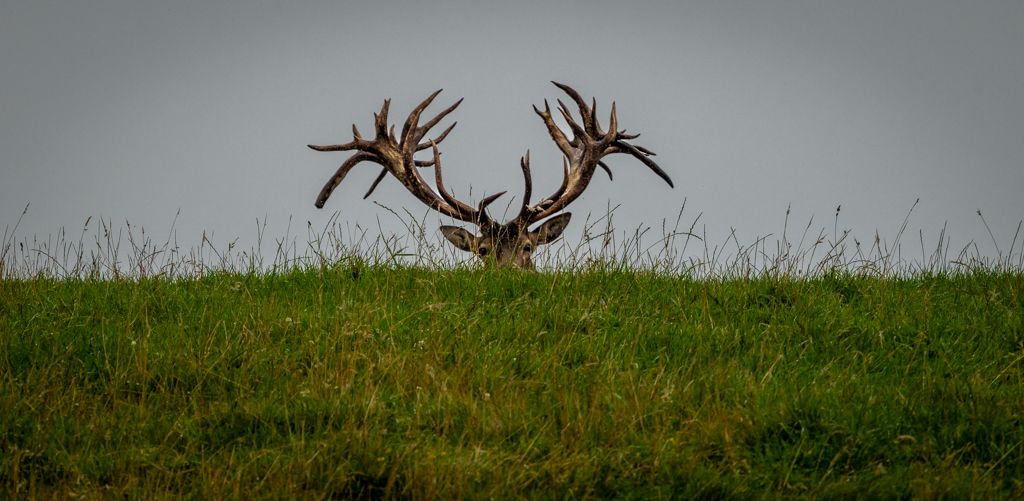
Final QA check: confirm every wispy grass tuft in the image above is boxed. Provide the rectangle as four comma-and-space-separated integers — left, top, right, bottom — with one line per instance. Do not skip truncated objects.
3, 200, 1021, 280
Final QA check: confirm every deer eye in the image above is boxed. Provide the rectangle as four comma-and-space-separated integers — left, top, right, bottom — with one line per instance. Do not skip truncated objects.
477, 246, 490, 256
522, 243, 533, 253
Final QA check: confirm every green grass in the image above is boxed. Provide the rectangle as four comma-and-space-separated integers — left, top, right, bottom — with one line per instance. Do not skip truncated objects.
2, 264, 1022, 498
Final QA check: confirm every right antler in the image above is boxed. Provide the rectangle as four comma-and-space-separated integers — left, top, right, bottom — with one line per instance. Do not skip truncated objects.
511, 81, 674, 227
308, 90, 504, 227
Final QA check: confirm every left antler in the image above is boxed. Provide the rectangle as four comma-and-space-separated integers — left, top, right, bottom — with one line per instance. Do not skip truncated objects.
308, 90, 505, 228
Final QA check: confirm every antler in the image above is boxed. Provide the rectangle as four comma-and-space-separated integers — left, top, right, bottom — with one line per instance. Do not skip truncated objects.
513, 81, 674, 226
308, 90, 504, 227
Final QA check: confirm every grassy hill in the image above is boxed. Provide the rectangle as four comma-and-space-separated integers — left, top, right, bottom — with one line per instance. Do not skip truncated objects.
2, 264, 1022, 497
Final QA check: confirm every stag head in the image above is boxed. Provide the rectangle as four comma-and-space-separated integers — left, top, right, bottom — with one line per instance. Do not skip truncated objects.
308, 82, 673, 269
439, 212, 572, 269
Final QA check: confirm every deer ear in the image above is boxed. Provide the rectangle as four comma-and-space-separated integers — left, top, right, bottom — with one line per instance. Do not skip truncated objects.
532, 213, 572, 245
440, 226, 477, 252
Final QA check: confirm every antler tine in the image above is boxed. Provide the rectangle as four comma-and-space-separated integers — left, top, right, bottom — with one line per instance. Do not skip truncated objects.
518, 156, 570, 220
515, 151, 533, 222
307, 140, 363, 152
555, 99, 588, 143
533, 100, 573, 159
477, 191, 507, 221
374, 99, 391, 138
552, 81, 596, 134
307, 123, 371, 152
429, 140, 482, 222
363, 168, 388, 199
315, 152, 380, 208
400, 89, 443, 148
417, 98, 463, 141
416, 121, 458, 151
606, 102, 618, 142
613, 140, 674, 188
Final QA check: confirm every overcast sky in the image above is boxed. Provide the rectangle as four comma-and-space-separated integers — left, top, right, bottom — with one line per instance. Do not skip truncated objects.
2, 0, 1022, 267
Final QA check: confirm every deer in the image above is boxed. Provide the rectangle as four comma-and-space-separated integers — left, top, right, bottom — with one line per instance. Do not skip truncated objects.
308, 82, 674, 269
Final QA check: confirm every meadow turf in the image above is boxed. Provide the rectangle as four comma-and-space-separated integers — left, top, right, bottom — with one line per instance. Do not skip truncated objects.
1, 265, 1022, 498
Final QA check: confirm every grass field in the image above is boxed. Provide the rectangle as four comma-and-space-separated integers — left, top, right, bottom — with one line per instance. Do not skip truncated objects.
2, 261, 1022, 498
3, 204, 1023, 497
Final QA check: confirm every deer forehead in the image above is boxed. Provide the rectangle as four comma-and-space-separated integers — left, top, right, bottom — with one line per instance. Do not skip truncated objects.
478, 229, 532, 245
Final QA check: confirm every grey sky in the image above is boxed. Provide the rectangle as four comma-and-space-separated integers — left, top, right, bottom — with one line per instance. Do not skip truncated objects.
2, 0, 1022, 265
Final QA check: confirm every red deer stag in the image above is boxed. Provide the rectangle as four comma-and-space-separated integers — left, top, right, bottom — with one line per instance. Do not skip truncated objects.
309, 82, 673, 269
